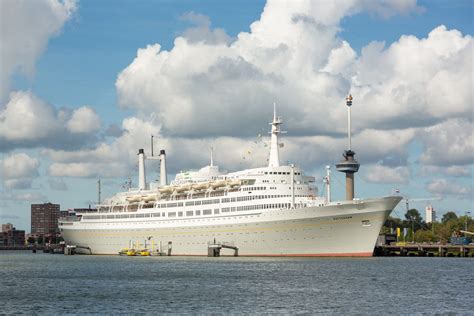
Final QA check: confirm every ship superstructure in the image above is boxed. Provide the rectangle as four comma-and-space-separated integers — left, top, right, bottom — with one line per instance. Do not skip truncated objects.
60, 100, 401, 256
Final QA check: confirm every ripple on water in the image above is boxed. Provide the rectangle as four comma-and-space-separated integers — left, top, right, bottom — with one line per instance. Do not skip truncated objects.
0, 253, 472, 314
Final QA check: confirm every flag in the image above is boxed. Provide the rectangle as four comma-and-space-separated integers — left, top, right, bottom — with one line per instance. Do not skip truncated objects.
403, 228, 408, 237
396, 227, 400, 237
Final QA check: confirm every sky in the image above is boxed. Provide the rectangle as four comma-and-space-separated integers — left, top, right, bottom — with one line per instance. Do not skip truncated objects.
0, 0, 472, 232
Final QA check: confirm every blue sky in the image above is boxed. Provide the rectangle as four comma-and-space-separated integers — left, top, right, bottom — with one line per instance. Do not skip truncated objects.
1, 0, 473, 231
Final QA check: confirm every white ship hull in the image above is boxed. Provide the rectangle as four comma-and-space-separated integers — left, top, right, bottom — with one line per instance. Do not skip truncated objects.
61, 196, 401, 256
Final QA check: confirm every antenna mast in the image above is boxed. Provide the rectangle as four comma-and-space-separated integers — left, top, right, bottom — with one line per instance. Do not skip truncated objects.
268, 102, 284, 168
97, 179, 101, 204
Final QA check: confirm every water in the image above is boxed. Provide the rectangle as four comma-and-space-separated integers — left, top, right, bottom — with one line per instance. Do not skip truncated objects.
0, 252, 473, 315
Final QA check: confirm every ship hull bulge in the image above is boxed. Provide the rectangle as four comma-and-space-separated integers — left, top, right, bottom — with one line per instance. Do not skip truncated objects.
61, 197, 400, 256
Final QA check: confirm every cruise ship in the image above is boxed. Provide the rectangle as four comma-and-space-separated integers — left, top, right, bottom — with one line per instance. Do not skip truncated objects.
60, 100, 402, 256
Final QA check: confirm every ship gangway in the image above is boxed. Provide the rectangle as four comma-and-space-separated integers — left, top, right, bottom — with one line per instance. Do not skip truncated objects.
208, 239, 239, 257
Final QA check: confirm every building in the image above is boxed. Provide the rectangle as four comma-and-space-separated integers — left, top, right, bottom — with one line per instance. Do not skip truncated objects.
31, 203, 60, 235
426, 204, 436, 223
0, 224, 25, 247
2, 223, 13, 232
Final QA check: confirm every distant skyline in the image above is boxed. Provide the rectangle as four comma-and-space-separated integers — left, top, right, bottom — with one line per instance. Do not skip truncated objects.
1, 0, 472, 231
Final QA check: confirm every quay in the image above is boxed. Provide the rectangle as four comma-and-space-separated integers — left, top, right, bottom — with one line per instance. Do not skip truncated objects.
0, 245, 44, 251
374, 243, 474, 257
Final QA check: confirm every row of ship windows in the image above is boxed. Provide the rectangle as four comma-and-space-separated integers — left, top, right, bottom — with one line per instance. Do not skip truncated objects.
105, 194, 311, 212
82, 203, 291, 220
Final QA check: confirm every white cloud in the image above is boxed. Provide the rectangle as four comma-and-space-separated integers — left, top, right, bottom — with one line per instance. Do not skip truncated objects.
44, 117, 162, 178
426, 178, 472, 198
0, 152, 40, 189
0, 0, 76, 102
0, 91, 102, 151
67, 106, 101, 134
421, 165, 471, 178
180, 11, 231, 45
363, 165, 410, 184
419, 118, 474, 166
352, 26, 472, 131
0, 91, 62, 141
42, 112, 418, 183
4, 0, 468, 195
116, 1, 470, 145
49, 162, 128, 178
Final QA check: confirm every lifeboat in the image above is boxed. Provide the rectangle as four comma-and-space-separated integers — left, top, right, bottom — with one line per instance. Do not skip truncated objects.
126, 195, 141, 202
126, 249, 136, 256
139, 249, 151, 256
229, 179, 241, 187
211, 180, 227, 189
176, 184, 192, 193
142, 194, 157, 202
193, 182, 210, 190
159, 186, 174, 194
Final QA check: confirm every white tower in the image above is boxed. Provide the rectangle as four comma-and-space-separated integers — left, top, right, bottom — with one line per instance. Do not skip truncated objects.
425, 204, 436, 223
268, 103, 284, 168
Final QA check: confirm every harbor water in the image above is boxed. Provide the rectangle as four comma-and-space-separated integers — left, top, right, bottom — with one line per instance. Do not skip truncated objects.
0, 252, 473, 314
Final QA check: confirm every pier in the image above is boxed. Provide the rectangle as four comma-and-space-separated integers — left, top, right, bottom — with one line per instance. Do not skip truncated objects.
374, 243, 474, 257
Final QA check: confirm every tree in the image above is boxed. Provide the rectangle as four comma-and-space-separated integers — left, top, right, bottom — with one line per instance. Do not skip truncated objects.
27, 237, 36, 245
404, 208, 424, 230
414, 230, 435, 243
442, 211, 458, 224
384, 216, 403, 231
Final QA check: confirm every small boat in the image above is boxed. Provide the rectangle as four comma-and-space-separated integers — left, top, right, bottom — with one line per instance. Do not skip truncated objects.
126, 249, 137, 256
118, 249, 128, 256
139, 249, 151, 256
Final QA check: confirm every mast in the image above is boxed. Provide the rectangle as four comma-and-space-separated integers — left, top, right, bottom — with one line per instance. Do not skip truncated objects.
325, 166, 331, 202
97, 179, 101, 204
268, 103, 283, 168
